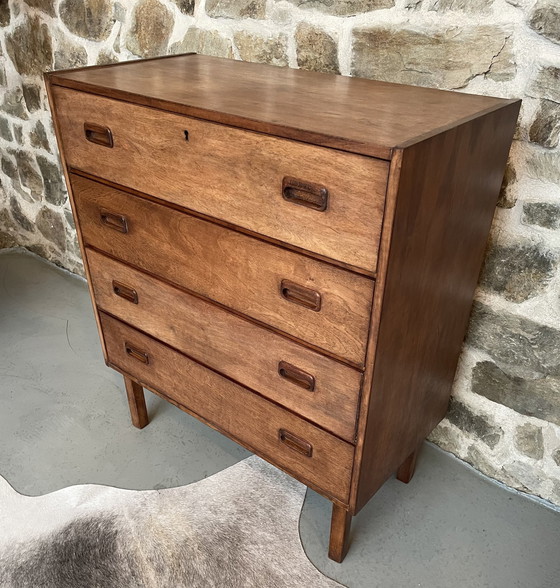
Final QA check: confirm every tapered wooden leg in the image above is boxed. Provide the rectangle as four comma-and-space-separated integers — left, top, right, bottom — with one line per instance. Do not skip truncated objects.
124, 376, 149, 429
328, 503, 352, 563
396, 443, 422, 483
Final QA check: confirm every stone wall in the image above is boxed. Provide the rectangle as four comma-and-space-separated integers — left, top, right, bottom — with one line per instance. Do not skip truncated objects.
1, 0, 559, 505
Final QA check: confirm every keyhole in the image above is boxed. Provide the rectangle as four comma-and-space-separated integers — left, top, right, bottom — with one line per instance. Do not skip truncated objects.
184, 130, 189, 141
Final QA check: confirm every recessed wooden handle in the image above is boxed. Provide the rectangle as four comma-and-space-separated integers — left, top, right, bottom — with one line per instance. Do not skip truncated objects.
282, 177, 328, 211
279, 429, 313, 457
84, 122, 113, 148
278, 361, 315, 392
100, 210, 128, 233
112, 281, 138, 304
280, 279, 321, 312
124, 342, 149, 364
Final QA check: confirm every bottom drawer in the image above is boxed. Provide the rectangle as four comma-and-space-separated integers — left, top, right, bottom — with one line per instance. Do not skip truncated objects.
100, 312, 354, 503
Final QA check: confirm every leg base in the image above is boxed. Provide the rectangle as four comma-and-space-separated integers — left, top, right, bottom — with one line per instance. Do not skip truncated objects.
328, 503, 352, 563
124, 376, 149, 429
396, 442, 422, 484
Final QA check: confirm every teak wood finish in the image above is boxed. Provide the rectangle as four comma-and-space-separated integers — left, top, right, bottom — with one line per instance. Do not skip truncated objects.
45, 54, 520, 563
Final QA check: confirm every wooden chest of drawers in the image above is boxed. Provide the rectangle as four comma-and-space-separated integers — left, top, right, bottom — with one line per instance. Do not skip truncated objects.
46, 54, 519, 562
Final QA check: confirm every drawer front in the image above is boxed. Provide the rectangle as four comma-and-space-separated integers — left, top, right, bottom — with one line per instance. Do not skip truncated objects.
74, 174, 373, 366
100, 312, 354, 503
88, 249, 362, 442
53, 86, 388, 272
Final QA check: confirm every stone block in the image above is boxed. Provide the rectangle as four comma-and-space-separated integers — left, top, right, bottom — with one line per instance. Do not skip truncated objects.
472, 361, 560, 426
514, 423, 544, 460
37, 156, 67, 206
446, 397, 503, 448
14, 151, 43, 200
60, 0, 114, 42
9, 197, 34, 233
0, 117, 13, 142
479, 241, 559, 302
126, 0, 174, 58
529, 0, 560, 45
54, 35, 88, 70
5, 15, 53, 76
286, 0, 394, 16
427, 0, 493, 12
529, 66, 560, 103
22, 85, 42, 112
295, 23, 339, 74
2, 88, 29, 120
497, 158, 517, 208
36, 207, 67, 252
24, 0, 56, 16
529, 99, 560, 148
234, 32, 288, 67
522, 202, 560, 230
352, 25, 514, 89
206, 0, 266, 19
172, 0, 195, 15
30, 121, 51, 152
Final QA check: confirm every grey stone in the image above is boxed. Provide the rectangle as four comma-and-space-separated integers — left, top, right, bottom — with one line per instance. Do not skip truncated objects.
0, 64, 6, 87
472, 361, 560, 426
497, 158, 517, 208
526, 150, 560, 185
1, 156, 17, 180
467, 302, 560, 378
445, 397, 502, 448
126, 0, 174, 58
479, 241, 559, 302
54, 35, 88, 70
514, 423, 544, 460
22, 85, 42, 112
0, 117, 13, 142
529, 66, 560, 103
0, 212, 19, 249
37, 156, 66, 206
206, 0, 266, 19
286, 0, 394, 16
234, 32, 288, 67
59, 0, 114, 42
171, 28, 233, 59
5, 15, 53, 76
96, 50, 119, 65
553, 449, 560, 466
295, 23, 339, 74
24, 0, 56, 16
428, 0, 493, 12
0, 1, 10, 26
14, 151, 43, 199
36, 207, 67, 252
64, 209, 76, 230
522, 202, 560, 230
9, 197, 34, 233
428, 423, 462, 456
13, 125, 23, 145
529, 99, 560, 148
2, 88, 28, 120
172, 0, 195, 15
529, 0, 560, 45
351, 25, 514, 90
30, 121, 51, 152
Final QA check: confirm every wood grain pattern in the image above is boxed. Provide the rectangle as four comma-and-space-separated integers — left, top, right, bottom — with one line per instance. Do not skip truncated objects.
73, 174, 374, 366
87, 248, 363, 442
54, 86, 388, 272
124, 376, 149, 429
328, 504, 352, 563
100, 312, 355, 503
353, 102, 521, 512
46, 54, 517, 159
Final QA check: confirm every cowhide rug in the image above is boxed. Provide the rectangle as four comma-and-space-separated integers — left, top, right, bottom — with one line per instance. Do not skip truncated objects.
0, 456, 341, 587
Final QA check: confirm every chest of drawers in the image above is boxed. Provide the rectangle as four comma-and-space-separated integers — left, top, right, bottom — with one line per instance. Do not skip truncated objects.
46, 54, 519, 562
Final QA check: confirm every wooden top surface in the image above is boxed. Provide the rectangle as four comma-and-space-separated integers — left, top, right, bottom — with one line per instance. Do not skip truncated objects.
47, 53, 518, 160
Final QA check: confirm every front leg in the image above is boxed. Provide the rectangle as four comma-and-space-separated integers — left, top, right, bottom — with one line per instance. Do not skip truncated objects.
124, 376, 149, 429
328, 503, 352, 563
396, 442, 423, 483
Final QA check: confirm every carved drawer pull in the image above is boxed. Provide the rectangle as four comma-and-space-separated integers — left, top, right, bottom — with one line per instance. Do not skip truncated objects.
282, 177, 328, 211
124, 342, 149, 364
279, 429, 313, 457
112, 281, 138, 304
280, 279, 322, 312
100, 210, 128, 233
84, 122, 114, 148
278, 361, 315, 392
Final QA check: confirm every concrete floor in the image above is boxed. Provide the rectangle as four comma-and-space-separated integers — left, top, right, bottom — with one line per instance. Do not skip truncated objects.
1, 248, 559, 588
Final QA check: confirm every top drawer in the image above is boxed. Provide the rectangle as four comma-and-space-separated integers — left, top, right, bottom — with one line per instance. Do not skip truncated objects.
52, 86, 389, 273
